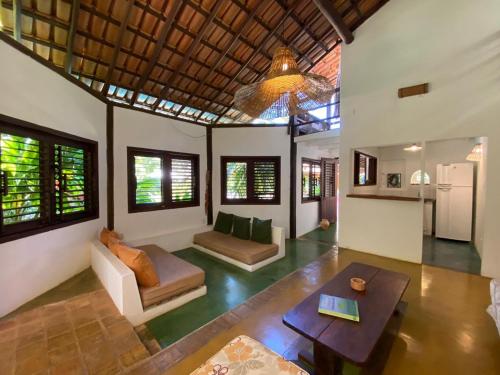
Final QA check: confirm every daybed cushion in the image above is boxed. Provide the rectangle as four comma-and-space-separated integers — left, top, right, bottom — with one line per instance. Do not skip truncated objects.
193, 231, 278, 265
233, 215, 251, 240
136, 245, 205, 308
214, 211, 234, 234
251, 217, 272, 244
100, 227, 120, 247
190, 335, 309, 375
107, 237, 121, 256
114, 243, 160, 288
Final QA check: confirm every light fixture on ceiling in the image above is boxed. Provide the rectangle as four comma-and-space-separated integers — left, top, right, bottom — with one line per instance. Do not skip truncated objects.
404, 143, 422, 152
234, 46, 336, 120
466, 143, 482, 162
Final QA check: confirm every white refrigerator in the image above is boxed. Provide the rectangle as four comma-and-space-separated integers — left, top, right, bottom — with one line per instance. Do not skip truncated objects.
435, 163, 473, 241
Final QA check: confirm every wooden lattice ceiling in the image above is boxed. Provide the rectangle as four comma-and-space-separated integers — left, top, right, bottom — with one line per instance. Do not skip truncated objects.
0, 0, 388, 125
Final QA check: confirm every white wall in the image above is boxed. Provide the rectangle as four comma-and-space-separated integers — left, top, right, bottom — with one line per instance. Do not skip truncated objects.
212, 127, 291, 236
0, 40, 107, 316
377, 144, 421, 197
424, 138, 476, 199
339, 0, 500, 276
474, 137, 488, 257
113, 107, 207, 247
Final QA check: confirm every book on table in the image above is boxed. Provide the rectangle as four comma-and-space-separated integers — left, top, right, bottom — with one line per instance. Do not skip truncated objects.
318, 294, 360, 322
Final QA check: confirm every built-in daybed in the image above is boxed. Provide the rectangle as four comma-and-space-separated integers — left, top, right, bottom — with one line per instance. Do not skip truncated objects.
192, 213, 285, 272
91, 240, 206, 326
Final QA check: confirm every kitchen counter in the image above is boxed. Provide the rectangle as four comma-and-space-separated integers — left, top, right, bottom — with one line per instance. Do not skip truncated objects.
346, 194, 421, 202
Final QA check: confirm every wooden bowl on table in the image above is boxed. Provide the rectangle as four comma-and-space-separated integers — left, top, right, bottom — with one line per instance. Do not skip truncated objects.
350, 277, 366, 292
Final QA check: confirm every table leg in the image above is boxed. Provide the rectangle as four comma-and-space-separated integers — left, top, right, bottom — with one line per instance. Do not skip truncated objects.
313, 341, 344, 375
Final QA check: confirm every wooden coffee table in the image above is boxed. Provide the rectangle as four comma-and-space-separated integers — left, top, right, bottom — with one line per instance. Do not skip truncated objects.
283, 262, 410, 375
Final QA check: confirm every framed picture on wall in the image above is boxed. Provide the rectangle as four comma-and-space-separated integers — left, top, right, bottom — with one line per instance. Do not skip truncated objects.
387, 173, 402, 188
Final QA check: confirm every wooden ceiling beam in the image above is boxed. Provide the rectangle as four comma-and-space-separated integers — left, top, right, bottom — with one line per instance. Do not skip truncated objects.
130, 0, 184, 105
171, 1, 269, 117
184, 0, 276, 63
151, 0, 225, 111
12, 0, 21, 42
272, 0, 329, 51
75, 65, 230, 113
2, 28, 65, 50
227, 0, 316, 65
102, 0, 134, 95
124, 24, 246, 88
312, 0, 354, 44
202, 6, 298, 121
349, 0, 364, 18
1, 1, 68, 29
19, 0, 331, 93
77, 1, 255, 101
76, 5, 245, 88
65, 0, 80, 74
131, 1, 263, 76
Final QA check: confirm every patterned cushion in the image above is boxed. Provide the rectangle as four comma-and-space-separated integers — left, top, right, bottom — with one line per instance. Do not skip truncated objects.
190, 335, 309, 375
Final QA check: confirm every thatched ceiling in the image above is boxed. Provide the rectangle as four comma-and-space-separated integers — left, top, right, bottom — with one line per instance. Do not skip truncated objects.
0, 0, 388, 124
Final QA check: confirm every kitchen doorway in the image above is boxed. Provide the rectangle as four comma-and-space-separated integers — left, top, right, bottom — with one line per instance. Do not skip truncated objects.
420, 137, 486, 275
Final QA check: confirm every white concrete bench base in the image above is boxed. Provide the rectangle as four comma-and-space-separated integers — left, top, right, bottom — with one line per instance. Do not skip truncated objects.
192, 244, 285, 272
191, 226, 286, 272
90, 240, 207, 326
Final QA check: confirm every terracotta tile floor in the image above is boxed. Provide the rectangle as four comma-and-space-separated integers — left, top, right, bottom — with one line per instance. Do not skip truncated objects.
0, 289, 150, 375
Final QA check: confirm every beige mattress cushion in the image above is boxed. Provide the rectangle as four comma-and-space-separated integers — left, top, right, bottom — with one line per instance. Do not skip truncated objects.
193, 231, 278, 265
136, 245, 205, 308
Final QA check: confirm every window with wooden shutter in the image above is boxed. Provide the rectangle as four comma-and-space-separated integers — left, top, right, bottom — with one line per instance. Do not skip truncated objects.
353, 151, 377, 186
127, 147, 199, 213
169, 153, 199, 207
133, 153, 163, 207
221, 156, 280, 205
0, 115, 99, 243
322, 159, 336, 198
1, 133, 44, 227
225, 162, 247, 200
252, 160, 278, 201
302, 158, 321, 202
54, 144, 88, 217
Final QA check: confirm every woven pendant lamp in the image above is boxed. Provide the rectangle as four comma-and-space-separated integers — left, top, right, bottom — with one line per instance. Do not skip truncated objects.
234, 47, 336, 120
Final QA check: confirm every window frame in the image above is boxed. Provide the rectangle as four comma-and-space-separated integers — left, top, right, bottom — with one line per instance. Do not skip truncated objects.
0, 114, 99, 244
221, 156, 281, 205
127, 146, 200, 213
410, 170, 431, 185
301, 158, 322, 203
353, 151, 378, 186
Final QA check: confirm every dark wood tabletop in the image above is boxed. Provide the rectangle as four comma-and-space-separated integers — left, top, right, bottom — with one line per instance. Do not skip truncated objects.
283, 262, 410, 367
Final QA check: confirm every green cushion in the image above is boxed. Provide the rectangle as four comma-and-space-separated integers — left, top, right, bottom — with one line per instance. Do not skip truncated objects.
214, 212, 233, 234
251, 217, 273, 244
232, 215, 251, 240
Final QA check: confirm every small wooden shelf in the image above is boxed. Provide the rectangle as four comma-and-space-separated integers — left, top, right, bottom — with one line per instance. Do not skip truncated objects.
346, 194, 421, 202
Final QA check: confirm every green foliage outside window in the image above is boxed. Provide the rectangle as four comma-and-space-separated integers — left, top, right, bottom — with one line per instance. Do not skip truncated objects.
226, 162, 247, 199
134, 155, 162, 204
1, 133, 41, 225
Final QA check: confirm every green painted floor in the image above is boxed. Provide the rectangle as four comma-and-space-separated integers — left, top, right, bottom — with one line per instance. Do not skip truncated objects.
301, 224, 337, 245
146, 231, 333, 348
422, 235, 481, 275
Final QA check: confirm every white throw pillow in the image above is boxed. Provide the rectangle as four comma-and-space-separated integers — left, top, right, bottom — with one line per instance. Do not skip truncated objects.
487, 279, 500, 335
